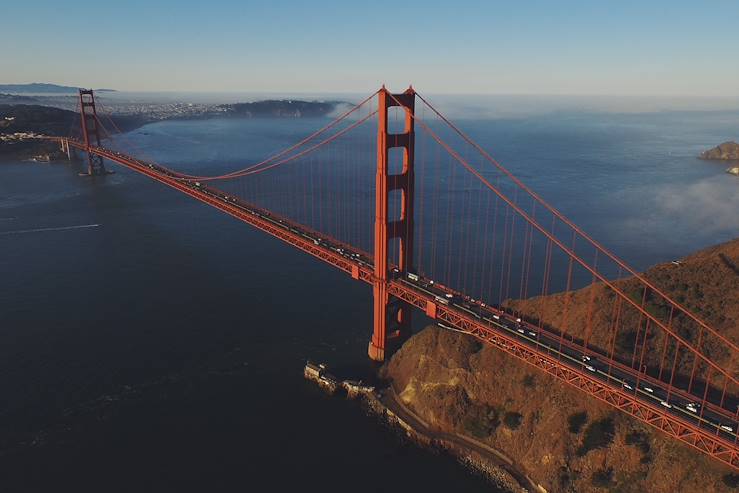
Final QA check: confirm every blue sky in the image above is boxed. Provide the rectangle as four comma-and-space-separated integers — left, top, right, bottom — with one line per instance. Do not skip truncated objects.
3, 0, 739, 95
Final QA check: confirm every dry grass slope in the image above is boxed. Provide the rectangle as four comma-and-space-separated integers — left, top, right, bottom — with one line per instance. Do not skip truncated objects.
384, 237, 739, 493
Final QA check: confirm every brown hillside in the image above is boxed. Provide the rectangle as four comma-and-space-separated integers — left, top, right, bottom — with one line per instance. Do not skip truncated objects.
383, 237, 739, 492
505, 238, 739, 381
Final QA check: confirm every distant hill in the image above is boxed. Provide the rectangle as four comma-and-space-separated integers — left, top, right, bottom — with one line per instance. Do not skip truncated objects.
0, 93, 39, 103
220, 100, 339, 118
0, 104, 149, 135
0, 104, 79, 134
0, 103, 151, 160
0, 83, 116, 94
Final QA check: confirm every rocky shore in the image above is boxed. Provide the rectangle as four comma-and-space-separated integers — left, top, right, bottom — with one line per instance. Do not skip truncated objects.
700, 141, 739, 161
304, 361, 536, 492
363, 388, 538, 493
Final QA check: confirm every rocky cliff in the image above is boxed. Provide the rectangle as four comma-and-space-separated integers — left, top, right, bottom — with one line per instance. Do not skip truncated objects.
383, 237, 739, 492
701, 141, 739, 160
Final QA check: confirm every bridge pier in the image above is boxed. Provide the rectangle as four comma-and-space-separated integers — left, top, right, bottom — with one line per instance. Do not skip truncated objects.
369, 86, 416, 362
59, 138, 71, 160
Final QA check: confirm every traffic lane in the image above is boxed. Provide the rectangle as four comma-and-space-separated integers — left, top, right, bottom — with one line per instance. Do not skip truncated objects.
430, 293, 739, 442
406, 275, 738, 423
498, 320, 737, 438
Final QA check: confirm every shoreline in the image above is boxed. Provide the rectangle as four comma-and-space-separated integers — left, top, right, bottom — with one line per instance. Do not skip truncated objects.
302, 362, 536, 492
363, 387, 545, 493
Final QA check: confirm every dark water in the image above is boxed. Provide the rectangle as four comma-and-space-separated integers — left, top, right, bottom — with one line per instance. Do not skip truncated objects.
1, 108, 738, 492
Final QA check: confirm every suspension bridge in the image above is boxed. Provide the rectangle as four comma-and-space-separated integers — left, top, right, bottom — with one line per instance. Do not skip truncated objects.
50, 87, 739, 470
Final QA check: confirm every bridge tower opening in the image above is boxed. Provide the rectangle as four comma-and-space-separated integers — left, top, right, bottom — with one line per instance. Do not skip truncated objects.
78, 89, 108, 176
368, 87, 416, 362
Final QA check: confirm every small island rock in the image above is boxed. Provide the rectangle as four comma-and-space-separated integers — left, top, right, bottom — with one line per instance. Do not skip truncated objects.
700, 141, 739, 160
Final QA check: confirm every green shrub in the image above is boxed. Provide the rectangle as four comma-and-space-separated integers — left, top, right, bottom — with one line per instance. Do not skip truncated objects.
503, 411, 523, 430
558, 467, 573, 489
567, 411, 588, 434
615, 329, 638, 354
462, 405, 498, 439
625, 430, 650, 454
576, 417, 615, 456
522, 374, 536, 388
591, 467, 614, 487
470, 339, 484, 353
723, 473, 739, 488
626, 287, 644, 304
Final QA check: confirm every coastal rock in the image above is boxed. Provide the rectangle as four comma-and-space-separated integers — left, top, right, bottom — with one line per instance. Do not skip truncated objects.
700, 141, 739, 160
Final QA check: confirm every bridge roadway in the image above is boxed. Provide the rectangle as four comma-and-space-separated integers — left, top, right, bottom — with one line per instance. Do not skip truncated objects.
59, 138, 739, 468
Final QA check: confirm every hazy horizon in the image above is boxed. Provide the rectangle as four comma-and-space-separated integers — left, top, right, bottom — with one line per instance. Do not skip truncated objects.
8, 86, 739, 118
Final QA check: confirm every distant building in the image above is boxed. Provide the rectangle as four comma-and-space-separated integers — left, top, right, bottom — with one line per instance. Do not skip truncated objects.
342, 379, 375, 398
304, 361, 323, 380
304, 361, 340, 393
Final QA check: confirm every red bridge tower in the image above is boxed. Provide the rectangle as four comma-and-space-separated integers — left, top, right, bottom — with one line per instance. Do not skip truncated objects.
78, 89, 108, 176
368, 87, 416, 362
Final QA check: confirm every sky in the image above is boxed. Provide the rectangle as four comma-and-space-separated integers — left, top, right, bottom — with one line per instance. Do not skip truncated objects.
3, 0, 739, 96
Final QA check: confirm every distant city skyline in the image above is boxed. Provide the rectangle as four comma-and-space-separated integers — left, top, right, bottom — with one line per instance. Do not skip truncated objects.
5, 0, 739, 96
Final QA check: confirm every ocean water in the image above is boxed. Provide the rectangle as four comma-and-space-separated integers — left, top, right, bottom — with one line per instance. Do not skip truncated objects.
1, 104, 738, 492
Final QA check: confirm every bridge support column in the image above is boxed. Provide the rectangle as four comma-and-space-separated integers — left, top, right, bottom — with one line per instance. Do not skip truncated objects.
59, 138, 71, 160
78, 89, 107, 176
369, 86, 416, 362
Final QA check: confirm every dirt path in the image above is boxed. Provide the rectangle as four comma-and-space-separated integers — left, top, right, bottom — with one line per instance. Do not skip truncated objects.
381, 387, 542, 493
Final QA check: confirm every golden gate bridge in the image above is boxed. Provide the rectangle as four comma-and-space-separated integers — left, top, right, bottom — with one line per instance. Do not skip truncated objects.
51, 87, 739, 470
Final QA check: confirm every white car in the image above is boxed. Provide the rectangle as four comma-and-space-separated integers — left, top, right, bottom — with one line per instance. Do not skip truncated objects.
660, 401, 672, 409
516, 317, 522, 323
643, 386, 654, 393
527, 331, 537, 337
685, 403, 700, 413
585, 365, 596, 372
517, 328, 525, 334
492, 314, 500, 320
581, 355, 592, 362
720, 424, 735, 433
622, 382, 634, 391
